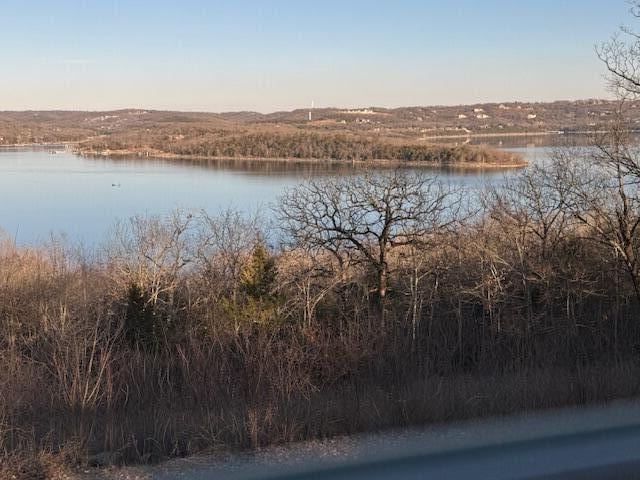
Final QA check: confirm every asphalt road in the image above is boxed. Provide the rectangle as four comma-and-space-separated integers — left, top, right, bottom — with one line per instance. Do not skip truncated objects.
107, 400, 640, 480
254, 423, 640, 480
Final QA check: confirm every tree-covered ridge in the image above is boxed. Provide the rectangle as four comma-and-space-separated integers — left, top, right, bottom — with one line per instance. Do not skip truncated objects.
0, 98, 635, 147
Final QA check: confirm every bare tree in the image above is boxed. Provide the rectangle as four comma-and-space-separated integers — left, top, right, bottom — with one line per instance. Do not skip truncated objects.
586, 7, 640, 303
276, 249, 342, 328
597, 0, 640, 97
193, 208, 264, 303
566, 120, 640, 303
484, 151, 581, 329
278, 171, 459, 317
490, 157, 575, 260
104, 210, 195, 350
106, 210, 195, 307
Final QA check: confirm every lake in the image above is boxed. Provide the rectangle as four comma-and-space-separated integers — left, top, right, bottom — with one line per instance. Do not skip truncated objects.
0, 144, 552, 246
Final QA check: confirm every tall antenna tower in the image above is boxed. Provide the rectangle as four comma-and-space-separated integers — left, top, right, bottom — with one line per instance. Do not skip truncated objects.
309, 100, 314, 122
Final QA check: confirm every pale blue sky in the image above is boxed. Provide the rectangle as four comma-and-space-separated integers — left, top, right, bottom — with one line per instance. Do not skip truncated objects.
0, 1, 631, 112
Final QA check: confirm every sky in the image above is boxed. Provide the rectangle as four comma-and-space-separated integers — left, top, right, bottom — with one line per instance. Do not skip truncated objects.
0, 0, 633, 112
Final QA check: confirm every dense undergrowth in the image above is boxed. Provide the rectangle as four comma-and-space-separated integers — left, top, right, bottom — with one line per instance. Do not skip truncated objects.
3, 140, 640, 478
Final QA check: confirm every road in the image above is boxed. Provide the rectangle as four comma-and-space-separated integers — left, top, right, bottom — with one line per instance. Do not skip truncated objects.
94, 400, 640, 480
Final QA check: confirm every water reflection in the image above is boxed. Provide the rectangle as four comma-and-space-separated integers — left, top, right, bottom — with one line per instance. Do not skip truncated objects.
82, 153, 526, 178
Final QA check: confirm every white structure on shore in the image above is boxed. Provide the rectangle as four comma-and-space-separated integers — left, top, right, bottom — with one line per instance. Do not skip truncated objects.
341, 108, 376, 115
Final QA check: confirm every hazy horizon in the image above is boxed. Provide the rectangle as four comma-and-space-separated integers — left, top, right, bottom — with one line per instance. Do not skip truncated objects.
0, 1, 628, 112
0, 96, 622, 115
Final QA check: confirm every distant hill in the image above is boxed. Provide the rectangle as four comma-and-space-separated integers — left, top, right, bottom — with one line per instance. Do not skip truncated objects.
233, 99, 636, 135
0, 99, 634, 167
0, 99, 634, 147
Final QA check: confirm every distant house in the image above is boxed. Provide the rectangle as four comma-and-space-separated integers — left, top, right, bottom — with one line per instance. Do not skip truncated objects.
457, 113, 468, 119
498, 104, 510, 110
527, 114, 537, 119
476, 113, 489, 119
473, 108, 484, 113
342, 108, 376, 115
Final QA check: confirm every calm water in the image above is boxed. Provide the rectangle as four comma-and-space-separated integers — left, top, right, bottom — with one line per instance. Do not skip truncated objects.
0, 145, 551, 246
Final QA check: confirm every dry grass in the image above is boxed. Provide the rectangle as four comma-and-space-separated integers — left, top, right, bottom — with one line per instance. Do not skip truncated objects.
1, 198, 640, 476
